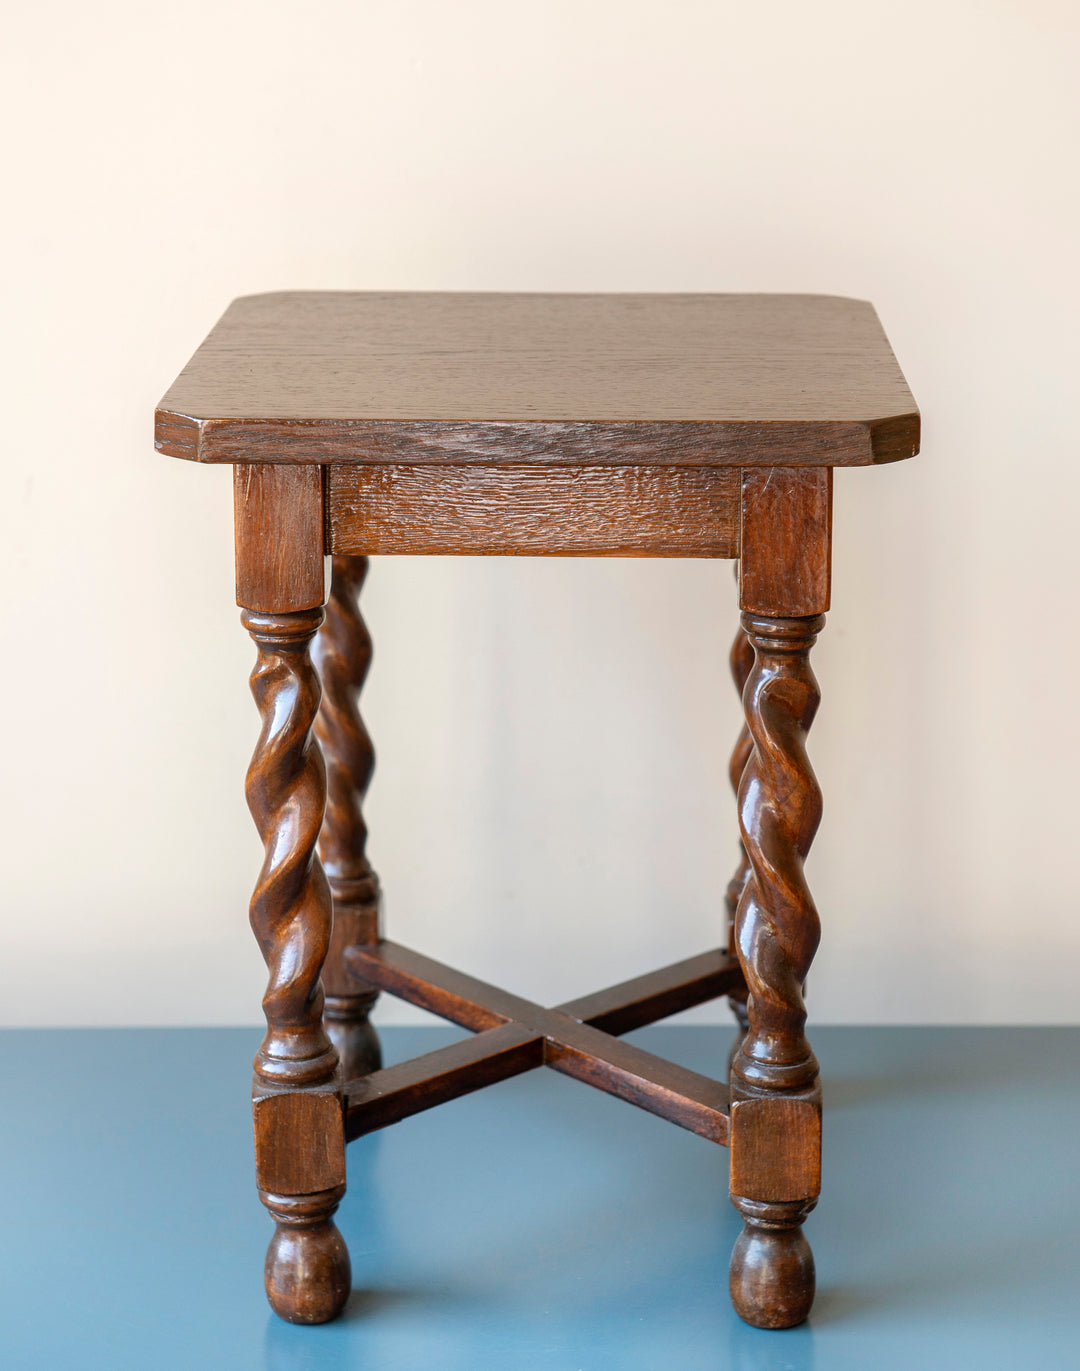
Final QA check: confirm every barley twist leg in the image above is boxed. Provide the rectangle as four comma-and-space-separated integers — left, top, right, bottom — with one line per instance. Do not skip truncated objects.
244, 606, 350, 1324
725, 621, 755, 1062
313, 555, 383, 1079
728, 611, 824, 1329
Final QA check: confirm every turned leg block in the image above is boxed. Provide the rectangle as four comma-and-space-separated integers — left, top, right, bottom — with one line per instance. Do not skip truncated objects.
728, 1094, 821, 1328
253, 1083, 350, 1324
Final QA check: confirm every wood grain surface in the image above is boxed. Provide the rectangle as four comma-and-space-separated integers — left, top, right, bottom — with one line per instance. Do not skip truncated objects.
729, 1096, 822, 1203
241, 601, 350, 1325
252, 1084, 346, 1197
342, 940, 739, 1144
344, 1025, 545, 1141
557, 948, 744, 1035
313, 557, 383, 1082
234, 464, 326, 611
327, 463, 739, 556
727, 610, 826, 1330
739, 468, 832, 617
171, 287, 921, 1334
156, 292, 919, 467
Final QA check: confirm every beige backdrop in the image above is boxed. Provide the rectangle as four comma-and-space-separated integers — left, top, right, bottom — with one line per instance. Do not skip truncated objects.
3, 1, 1077, 1026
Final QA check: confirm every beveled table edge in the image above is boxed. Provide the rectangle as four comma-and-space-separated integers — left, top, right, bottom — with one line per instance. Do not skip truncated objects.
155, 411, 920, 467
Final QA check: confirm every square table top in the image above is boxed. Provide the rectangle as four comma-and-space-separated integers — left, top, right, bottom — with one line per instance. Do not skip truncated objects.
155, 291, 919, 468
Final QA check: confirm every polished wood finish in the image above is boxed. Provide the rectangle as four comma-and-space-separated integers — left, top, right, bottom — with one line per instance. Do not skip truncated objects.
725, 619, 755, 1043
729, 1097, 821, 1202
234, 465, 325, 612
728, 610, 825, 1329
252, 1085, 346, 1195
235, 462, 349, 1325
242, 605, 337, 1090
545, 1020, 731, 1144
158, 289, 918, 1334
156, 292, 919, 467
327, 463, 739, 557
738, 467, 832, 617
343, 941, 740, 1145
313, 556, 382, 1080
345, 1024, 545, 1140
558, 946, 745, 1035
242, 602, 349, 1324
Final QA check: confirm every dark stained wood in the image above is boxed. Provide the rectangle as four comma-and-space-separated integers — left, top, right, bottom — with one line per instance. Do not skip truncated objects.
156, 292, 919, 468
558, 947, 744, 1034
344, 940, 735, 1145
345, 1024, 544, 1142
345, 940, 525, 1031
341, 947, 743, 1144
725, 618, 755, 1046
158, 286, 920, 1334
252, 1082, 346, 1196
327, 463, 739, 557
242, 600, 349, 1324
729, 1096, 822, 1203
739, 467, 832, 617
345, 941, 743, 1039
314, 556, 383, 1080
730, 613, 824, 1097
260, 1187, 351, 1327
243, 606, 337, 1089
728, 610, 826, 1329
727, 1200, 817, 1332
234, 464, 326, 612
542, 1019, 730, 1145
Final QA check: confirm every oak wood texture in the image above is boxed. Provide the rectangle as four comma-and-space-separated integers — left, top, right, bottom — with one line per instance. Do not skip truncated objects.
242, 602, 349, 1324
731, 613, 824, 1097
157, 287, 918, 1335
344, 1024, 545, 1140
313, 556, 383, 1080
156, 292, 919, 468
260, 1186, 350, 1327
739, 468, 832, 617
558, 947, 744, 1036
327, 463, 739, 557
234, 465, 326, 612
342, 941, 743, 1146
729, 1097, 822, 1203
728, 610, 826, 1329
725, 618, 755, 1042
252, 1084, 346, 1197
243, 606, 336, 1088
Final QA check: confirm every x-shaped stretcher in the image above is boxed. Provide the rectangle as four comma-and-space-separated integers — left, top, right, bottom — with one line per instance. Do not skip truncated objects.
342, 941, 745, 1146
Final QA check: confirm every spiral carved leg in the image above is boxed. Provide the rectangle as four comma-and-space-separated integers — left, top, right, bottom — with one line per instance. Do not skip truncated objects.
323, 988, 381, 1082
314, 555, 383, 1080
244, 607, 350, 1324
728, 612, 825, 1329
725, 619, 755, 1070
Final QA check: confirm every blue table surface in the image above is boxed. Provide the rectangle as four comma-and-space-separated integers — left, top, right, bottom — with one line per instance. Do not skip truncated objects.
2, 1025, 1077, 1371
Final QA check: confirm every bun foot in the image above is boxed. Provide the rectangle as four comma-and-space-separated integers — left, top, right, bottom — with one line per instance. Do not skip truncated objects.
729, 1208, 815, 1329
263, 1191, 351, 1325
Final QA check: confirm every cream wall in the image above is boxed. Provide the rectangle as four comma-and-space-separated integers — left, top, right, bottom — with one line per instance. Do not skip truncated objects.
2, 1, 1077, 1027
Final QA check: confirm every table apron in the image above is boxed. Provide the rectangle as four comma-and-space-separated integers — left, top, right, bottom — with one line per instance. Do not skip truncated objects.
325, 462, 740, 557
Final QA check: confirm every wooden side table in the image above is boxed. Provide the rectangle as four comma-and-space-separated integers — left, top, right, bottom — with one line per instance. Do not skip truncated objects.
156, 292, 919, 1330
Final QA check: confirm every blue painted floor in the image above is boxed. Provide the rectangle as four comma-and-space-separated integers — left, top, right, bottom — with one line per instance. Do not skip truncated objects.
2, 1025, 1078, 1370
